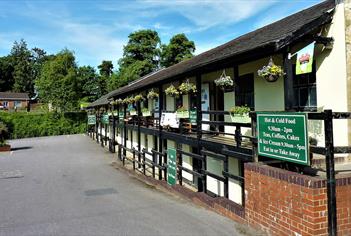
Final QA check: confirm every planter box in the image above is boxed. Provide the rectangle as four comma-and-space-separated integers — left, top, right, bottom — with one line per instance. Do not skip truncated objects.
176, 111, 189, 119
130, 110, 137, 116
230, 113, 251, 123
142, 111, 151, 117
0, 145, 11, 152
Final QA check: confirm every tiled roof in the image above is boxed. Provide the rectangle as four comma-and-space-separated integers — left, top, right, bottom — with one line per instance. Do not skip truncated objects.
0, 92, 29, 100
108, 0, 335, 99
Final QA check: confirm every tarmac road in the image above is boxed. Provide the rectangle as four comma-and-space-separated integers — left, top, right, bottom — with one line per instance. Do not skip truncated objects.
0, 134, 258, 236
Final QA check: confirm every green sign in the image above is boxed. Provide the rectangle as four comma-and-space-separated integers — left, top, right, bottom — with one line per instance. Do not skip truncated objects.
167, 148, 177, 186
87, 115, 96, 125
190, 109, 197, 124
257, 112, 309, 165
101, 114, 109, 125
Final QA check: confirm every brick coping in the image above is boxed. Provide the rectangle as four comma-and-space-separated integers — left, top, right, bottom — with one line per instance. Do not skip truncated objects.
245, 162, 351, 188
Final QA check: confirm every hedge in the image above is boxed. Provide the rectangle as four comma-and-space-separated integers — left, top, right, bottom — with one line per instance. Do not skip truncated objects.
0, 111, 87, 139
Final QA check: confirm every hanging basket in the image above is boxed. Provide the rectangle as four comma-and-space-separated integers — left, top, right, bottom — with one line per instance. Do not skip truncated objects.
214, 70, 235, 90
264, 74, 279, 83
257, 57, 284, 83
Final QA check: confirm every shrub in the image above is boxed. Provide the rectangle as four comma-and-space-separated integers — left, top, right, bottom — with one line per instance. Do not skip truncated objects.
0, 111, 87, 139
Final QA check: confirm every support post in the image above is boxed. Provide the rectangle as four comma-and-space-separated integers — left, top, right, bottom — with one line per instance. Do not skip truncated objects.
283, 50, 295, 111
324, 109, 337, 236
137, 101, 141, 169
224, 156, 229, 198
158, 85, 164, 178
123, 104, 127, 159
251, 112, 258, 162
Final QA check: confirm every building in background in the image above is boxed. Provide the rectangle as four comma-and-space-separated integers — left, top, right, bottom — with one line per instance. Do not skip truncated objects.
0, 92, 30, 111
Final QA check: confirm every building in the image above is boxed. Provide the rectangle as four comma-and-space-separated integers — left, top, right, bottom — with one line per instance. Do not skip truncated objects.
88, 1, 351, 235
0, 92, 30, 110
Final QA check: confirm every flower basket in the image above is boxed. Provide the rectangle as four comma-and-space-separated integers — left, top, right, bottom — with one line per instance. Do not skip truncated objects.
147, 89, 159, 100
142, 108, 151, 117
229, 106, 251, 123
176, 110, 189, 119
214, 70, 234, 91
257, 58, 284, 83
165, 84, 179, 97
230, 113, 251, 123
129, 109, 137, 116
134, 94, 144, 103
178, 80, 196, 95
0, 144, 11, 152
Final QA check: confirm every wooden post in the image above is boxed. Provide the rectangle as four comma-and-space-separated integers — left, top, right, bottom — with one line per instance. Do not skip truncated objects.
123, 104, 127, 159
158, 85, 164, 178
224, 156, 229, 198
251, 112, 258, 162
137, 101, 141, 169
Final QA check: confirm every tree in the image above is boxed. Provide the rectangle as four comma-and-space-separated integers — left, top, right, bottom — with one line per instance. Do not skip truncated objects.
98, 60, 113, 77
10, 39, 35, 97
160, 33, 195, 68
36, 49, 79, 111
118, 29, 161, 77
77, 66, 99, 102
0, 56, 14, 92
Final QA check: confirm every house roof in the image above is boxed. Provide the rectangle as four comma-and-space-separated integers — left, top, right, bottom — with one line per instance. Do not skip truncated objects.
108, 0, 335, 99
0, 92, 29, 101
86, 93, 112, 108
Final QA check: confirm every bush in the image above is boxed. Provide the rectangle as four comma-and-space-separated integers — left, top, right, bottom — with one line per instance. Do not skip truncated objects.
0, 111, 87, 139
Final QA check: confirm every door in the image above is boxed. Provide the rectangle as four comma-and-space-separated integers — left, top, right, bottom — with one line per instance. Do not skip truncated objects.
201, 83, 210, 131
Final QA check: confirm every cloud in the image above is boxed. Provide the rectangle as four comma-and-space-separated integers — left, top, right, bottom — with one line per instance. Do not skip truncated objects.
101, 0, 275, 32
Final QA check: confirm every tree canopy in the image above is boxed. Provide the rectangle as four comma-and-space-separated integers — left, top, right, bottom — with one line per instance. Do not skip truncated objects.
160, 34, 195, 68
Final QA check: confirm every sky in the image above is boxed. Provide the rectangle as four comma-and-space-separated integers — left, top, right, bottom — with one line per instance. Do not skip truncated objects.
0, 0, 322, 69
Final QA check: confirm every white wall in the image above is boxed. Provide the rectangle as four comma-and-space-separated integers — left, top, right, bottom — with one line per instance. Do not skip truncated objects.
182, 144, 193, 182
228, 157, 242, 205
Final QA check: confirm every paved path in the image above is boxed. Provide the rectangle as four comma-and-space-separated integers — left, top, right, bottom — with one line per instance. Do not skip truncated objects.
0, 135, 256, 236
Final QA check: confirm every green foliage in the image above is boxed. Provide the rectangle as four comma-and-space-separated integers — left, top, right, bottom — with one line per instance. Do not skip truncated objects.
161, 34, 195, 67
119, 29, 160, 72
36, 49, 79, 111
0, 56, 15, 92
147, 89, 159, 100
134, 94, 144, 102
178, 80, 196, 95
165, 84, 179, 97
0, 121, 9, 146
0, 112, 86, 139
77, 66, 99, 102
98, 60, 113, 77
229, 106, 251, 116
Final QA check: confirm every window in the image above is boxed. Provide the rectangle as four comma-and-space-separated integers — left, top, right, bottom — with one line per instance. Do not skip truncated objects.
14, 101, 22, 108
235, 73, 254, 109
3, 101, 8, 108
293, 63, 316, 111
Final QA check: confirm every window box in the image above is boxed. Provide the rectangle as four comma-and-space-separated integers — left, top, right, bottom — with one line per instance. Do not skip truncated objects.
230, 113, 251, 123
176, 110, 189, 119
142, 110, 151, 117
130, 110, 137, 116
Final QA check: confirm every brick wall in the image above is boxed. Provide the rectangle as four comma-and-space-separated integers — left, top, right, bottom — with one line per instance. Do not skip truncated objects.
245, 163, 351, 236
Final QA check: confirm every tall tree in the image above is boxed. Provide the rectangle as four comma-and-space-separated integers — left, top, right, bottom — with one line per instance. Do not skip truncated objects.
160, 33, 195, 68
98, 60, 113, 77
118, 29, 161, 77
36, 49, 79, 111
10, 39, 35, 97
77, 66, 99, 102
0, 56, 14, 92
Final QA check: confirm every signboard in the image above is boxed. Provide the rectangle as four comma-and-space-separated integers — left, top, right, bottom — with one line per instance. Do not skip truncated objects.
190, 109, 197, 124
160, 112, 179, 128
257, 112, 309, 165
87, 115, 96, 125
167, 148, 177, 185
296, 42, 314, 75
101, 114, 109, 125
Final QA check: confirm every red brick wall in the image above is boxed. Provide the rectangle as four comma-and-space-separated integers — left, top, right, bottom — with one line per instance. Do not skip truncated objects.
245, 163, 351, 236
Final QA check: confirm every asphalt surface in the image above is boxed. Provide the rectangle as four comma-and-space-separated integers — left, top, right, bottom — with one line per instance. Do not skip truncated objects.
0, 135, 256, 236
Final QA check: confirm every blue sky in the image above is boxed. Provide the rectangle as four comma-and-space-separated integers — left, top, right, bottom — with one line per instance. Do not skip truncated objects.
0, 0, 322, 69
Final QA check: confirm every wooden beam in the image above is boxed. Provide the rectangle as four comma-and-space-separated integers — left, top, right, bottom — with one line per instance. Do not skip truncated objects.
283, 50, 295, 111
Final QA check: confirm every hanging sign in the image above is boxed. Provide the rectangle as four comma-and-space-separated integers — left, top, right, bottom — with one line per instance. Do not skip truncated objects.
257, 112, 309, 165
87, 115, 96, 125
160, 112, 179, 128
101, 114, 109, 124
190, 109, 197, 124
167, 148, 177, 186
296, 42, 315, 75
